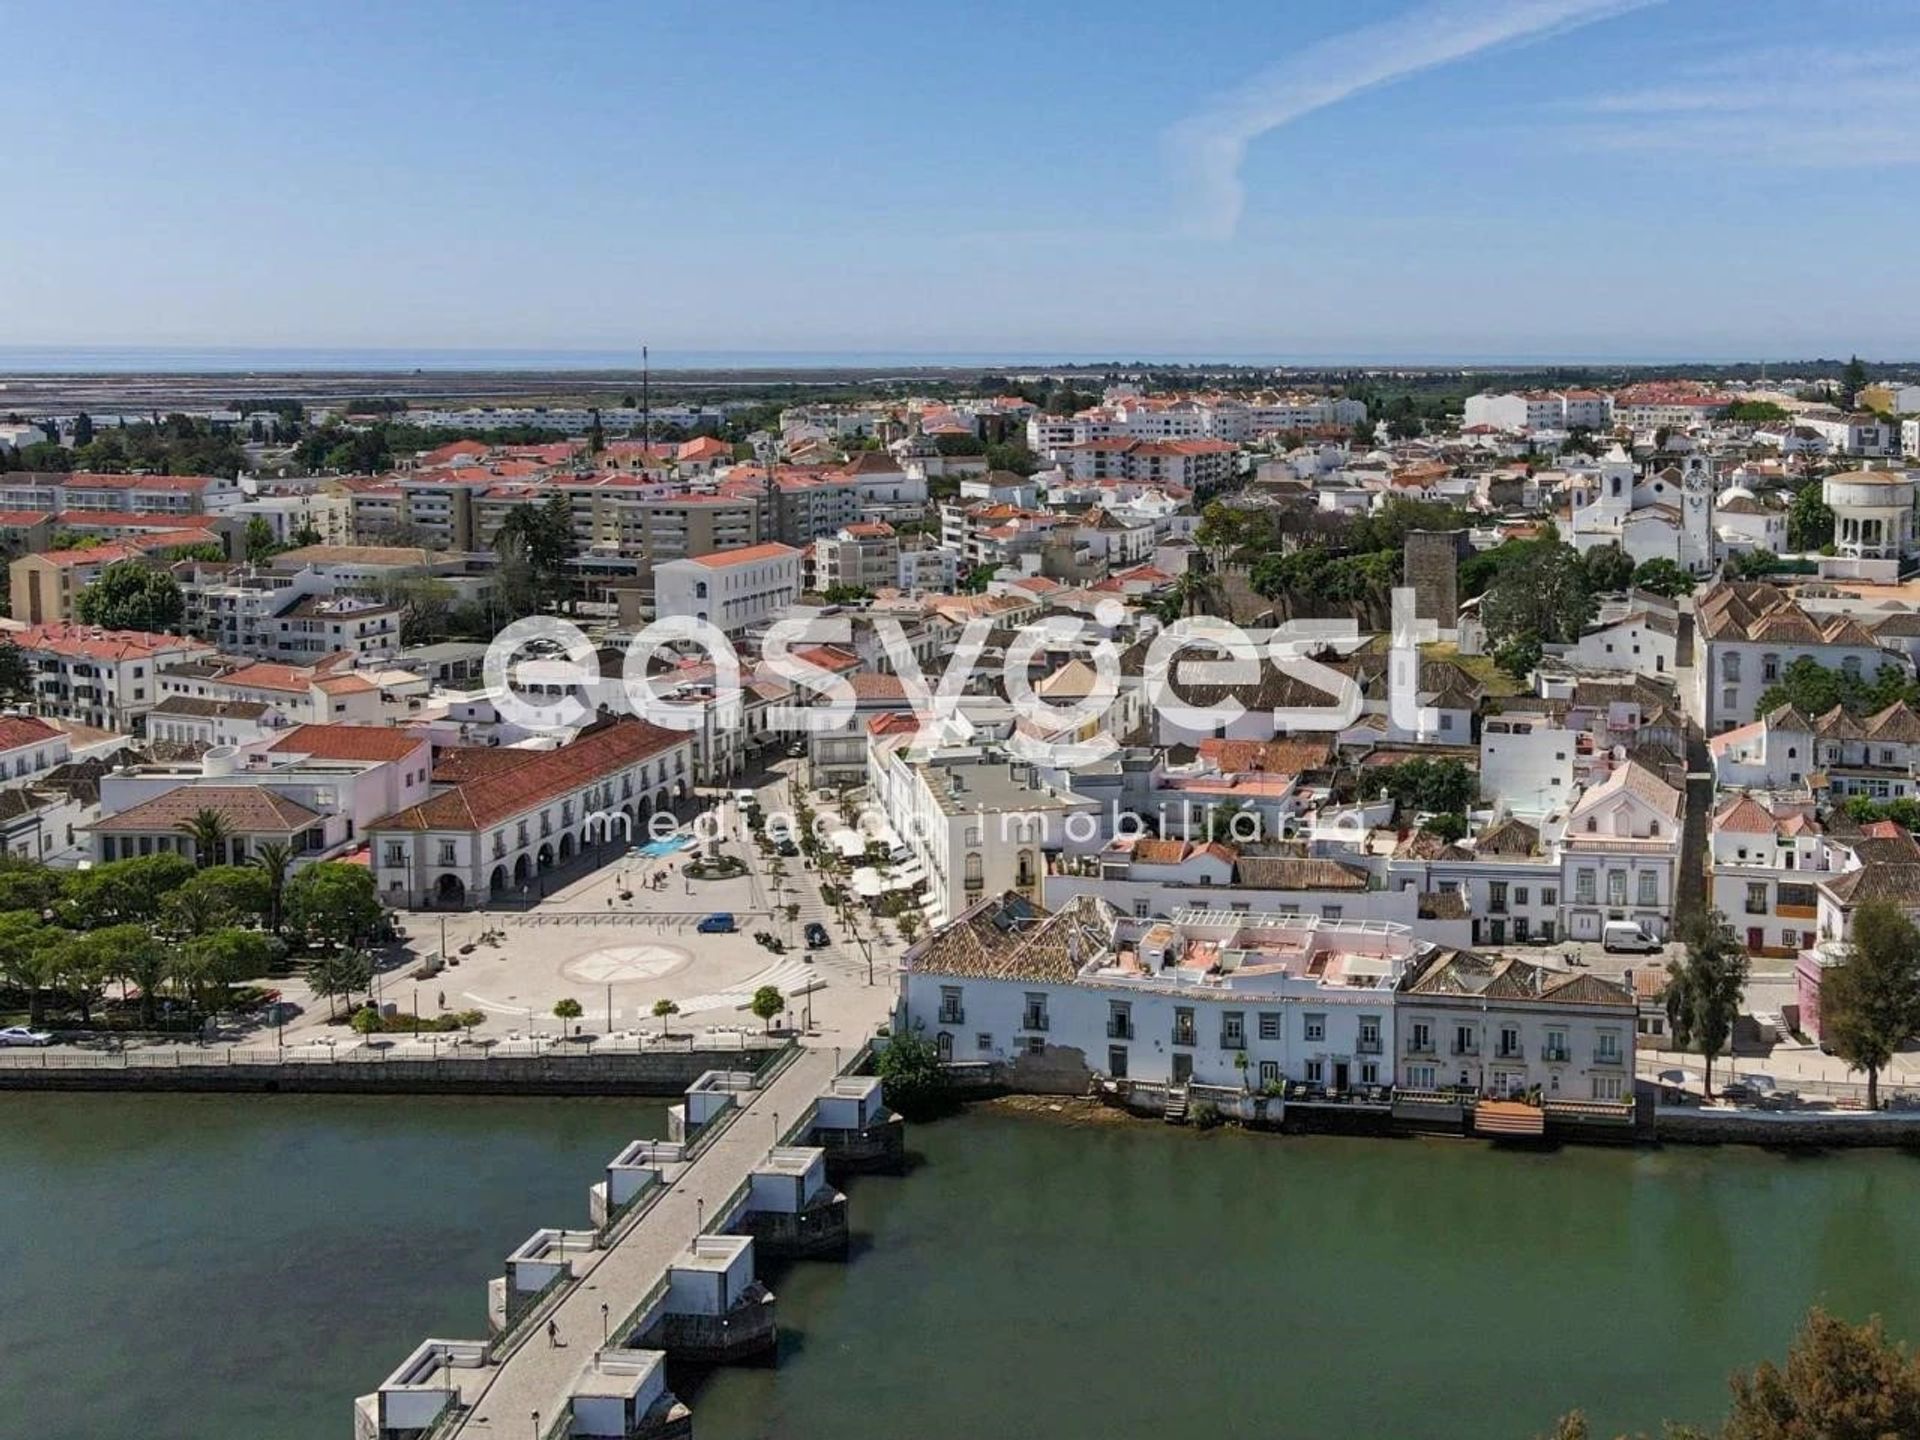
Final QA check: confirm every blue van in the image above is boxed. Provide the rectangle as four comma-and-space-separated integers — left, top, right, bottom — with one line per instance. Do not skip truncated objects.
697, 912, 737, 934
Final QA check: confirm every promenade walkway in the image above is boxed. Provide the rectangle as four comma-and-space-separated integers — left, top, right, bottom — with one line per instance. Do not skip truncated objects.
447, 1042, 845, 1437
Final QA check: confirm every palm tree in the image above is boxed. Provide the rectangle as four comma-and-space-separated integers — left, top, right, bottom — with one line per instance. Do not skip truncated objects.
252, 841, 293, 934
177, 808, 233, 870
652, 997, 679, 1037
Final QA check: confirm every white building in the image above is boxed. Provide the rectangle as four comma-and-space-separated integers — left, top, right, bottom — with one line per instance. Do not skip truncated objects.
869, 735, 1100, 926
1564, 608, 1680, 681
1478, 712, 1576, 816
1822, 468, 1916, 581
13, 623, 218, 733
1396, 949, 1635, 1101
901, 893, 1410, 1092
1564, 448, 1713, 574
1709, 793, 1826, 960
654, 543, 802, 635
367, 717, 694, 907
1693, 580, 1900, 732
1559, 761, 1682, 942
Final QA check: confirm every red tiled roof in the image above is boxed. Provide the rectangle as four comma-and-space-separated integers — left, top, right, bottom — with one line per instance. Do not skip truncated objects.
13, 623, 212, 662
91, 784, 323, 834
0, 716, 62, 751
684, 542, 800, 568
267, 725, 428, 762
374, 719, 688, 832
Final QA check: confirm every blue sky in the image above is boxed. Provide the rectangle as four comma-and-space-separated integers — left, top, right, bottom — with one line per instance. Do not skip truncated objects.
7, 0, 1918, 360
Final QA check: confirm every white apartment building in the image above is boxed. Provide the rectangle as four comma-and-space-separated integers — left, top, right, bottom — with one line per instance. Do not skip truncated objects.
0, 716, 71, 789
1387, 816, 1564, 948
1463, 390, 1612, 434
869, 737, 1100, 926
653, 543, 802, 635
1694, 581, 1899, 731
1396, 950, 1635, 1101
1799, 410, 1896, 457
235, 491, 354, 546
901, 894, 1409, 1092
14, 623, 217, 733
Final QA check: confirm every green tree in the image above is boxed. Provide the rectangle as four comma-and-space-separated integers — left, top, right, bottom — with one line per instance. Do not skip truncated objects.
1788, 483, 1835, 552
350, 1005, 384, 1037
876, 1028, 946, 1119
242, 514, 284, 560
1819, 900, 1920, 1110
0, 911, 55, 1025
1724, 1306, 1920, 1440
0, 855, 64, 913
284, 862, 383, 949
1664, 909, 1748, 1098
73, 559, 183, 631
162, 865, 270, 936
0, 641, 34, 703
110, 928, 173, 1027
61, 852, 195, 927
1579, 543, 1634, 594
72, 412, 95, 447
307, 947, 374, 1018
651, 996, 679, 1035
1631, 558, 1695, 599
175, 808, 234, 869
1840, 354, 1870, 410
553, 996, 584, 1034
1494, 633, 1544, 683
1480, 543, 1595, 646
1420, 812, 1468, 844
750, 984, 784, 1032
251, 841, 294, 934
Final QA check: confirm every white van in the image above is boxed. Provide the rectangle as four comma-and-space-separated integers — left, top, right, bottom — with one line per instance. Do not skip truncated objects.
1602, 920, 1660, 954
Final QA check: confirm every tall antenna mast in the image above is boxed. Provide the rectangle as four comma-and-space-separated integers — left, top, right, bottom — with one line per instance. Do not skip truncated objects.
641, 344, 651, 452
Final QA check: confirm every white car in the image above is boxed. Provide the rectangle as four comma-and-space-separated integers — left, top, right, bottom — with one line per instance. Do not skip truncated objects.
0, 1025, 53, 1047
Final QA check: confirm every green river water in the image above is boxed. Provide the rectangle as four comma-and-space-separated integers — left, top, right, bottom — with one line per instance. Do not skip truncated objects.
3, 1095, 1917, 1440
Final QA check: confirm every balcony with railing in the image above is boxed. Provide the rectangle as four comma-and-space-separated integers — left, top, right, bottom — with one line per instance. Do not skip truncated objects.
937, 1005, 965, 1026
1451, 1041, 1479, 1057
1542, 1045, 1571, 1063
1020, 1011, 1049, 1033
1405, 1036, 1435, 1056
1356, 1036, 1382, 1055
1219, 1032, 1246, 1051
1593, 1048, 1624, 1067
1106, 1017, 1134, 1040
1171, 1023, 1197, 1047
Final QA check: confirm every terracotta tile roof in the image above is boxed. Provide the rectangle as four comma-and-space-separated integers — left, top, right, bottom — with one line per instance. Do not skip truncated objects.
683, 542, 800, 568
13, 623, 211, 662
0, 716, 62, 751
1404, 949, 1633, 1008
267, 725, 428, 762
91, 784, 323, 834
908, 892, 1115, 982
373, 718, 688, 833
148, 696, 271, 721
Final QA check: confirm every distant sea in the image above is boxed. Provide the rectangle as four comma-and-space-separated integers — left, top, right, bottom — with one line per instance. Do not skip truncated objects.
0, 344, 1777, 374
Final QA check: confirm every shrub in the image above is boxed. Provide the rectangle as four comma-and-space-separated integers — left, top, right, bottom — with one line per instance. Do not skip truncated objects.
1191, 1101, 1224, 1130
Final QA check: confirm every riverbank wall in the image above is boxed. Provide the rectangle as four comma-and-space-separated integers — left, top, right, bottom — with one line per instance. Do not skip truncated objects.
0, 1047, 783, 1096
953, 1063, 1920, 1150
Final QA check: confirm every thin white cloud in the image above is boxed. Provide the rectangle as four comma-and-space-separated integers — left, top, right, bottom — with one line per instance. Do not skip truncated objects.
1575, 45, 1920, 165
1165, 0, 1660, 238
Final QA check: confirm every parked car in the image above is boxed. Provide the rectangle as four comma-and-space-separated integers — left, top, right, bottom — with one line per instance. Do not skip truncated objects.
0, 1025, 53, 1047
776, 839, 799, 857
732, 789, 758, 811
1601, 920, 1660, 954
697, 912, 737, 934
804, 922, 830, 949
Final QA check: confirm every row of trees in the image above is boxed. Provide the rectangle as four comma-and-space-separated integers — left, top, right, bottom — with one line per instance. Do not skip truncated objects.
1668, 901, 1920, 1109
1753, 654, 1920, 720
0, 845, 383, 1030
0, 414, 250, 478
